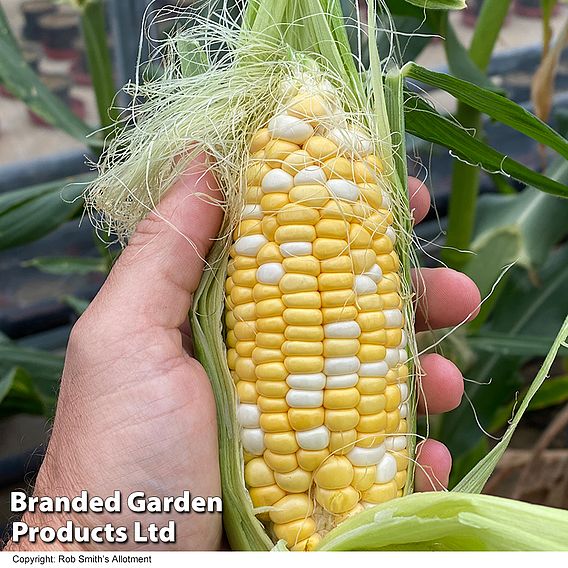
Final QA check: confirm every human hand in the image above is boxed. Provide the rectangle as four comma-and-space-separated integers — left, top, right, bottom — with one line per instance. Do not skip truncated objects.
6, 158, 479, 551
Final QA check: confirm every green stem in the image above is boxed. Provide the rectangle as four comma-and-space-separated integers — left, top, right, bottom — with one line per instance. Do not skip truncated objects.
442, 0, 513, 269
80, 1, 119, 134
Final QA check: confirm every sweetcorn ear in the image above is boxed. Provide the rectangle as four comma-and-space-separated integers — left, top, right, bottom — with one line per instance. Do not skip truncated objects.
225, 79, 412, 549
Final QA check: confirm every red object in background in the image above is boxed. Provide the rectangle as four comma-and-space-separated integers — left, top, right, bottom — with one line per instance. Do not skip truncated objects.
515, 0, 561, 18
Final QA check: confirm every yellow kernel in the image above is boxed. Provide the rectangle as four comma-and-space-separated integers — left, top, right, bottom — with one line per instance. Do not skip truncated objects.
273, 517, 317, 545
288, 94, 334, 121
264, 139, 301, 167
385, 384, 402, 411
372, 234, 394, 254
284, 308, 323, 326
377, 273, 400, 293
282, 256, 320, 276
275, 224, 317, 244
349, 224, 373, 248
255, 362, 287, 381
247, 162, 271, 185
354, 161, 379, 184
284, 325, 324, 341
235, 357, 256, 381
324, 409, 360, 431
282, 292, 321, 309
282, 341, 323, 356
245, 457, 275, 487
234, 321, 256, 340
350, 249, 376, 273
256, 379, 288, 398
245, 185, 263, 204
323, 339, 360, 357
269, 494, 314, 525
314, 456, 354, 490
264, 450, 298, 473
357, 412, 387, 433
256, 316, 286, 333
234, 219, 263, 238
249, 485, 286, 508
321, 289, 356, 307
358, 344, 387, 362
227, 348, 238, 370
231, 285, 254, 306
289, 184, 329, 208
357, 312, 386, 332
329, 429, 357, 454
233, 302, 257, 321
356, 431, 385, 448
250, 128, 272, 153
318, 272, 354, 291
285, 356, 324, 374
362, 481, 397, 504
322, 156, 356, 180
365, 154, 384, 173
395, 470, 407, 490
226, 310, 236, 329
256, 332, 285, 349
352, 466, 376, 491
386, 410, 401, 434
386, 370, 400, 385
265, 432, 299, 454
395, 449, 409, 471
322, 306, 358, 324
320, 200, 354, 220
260, 412, 291, 432
324, 388, 360, 410
226, 330, 237, 348
274, 468, 312, 493
315, 486, 359, 514
296, 449, 329, 471
290, 533, 322, 552
288, 408, 325, 431
256, 299, 285, 318
313, 238, 348, 259
236, 380, 257, 403
356, 295, 383, 312
236, 341, 255, 358
357, 394, 386, 415
358, 184, 383, 209
253, 284, 280, 302
282, 150, 315, 175
303, 135, 339, 160
315, 218, 349, 239
381, 293, 402, 310
261, 193, 289, 213
377, 252, 400, 273
277, 204, 320, 225
262, 216, 279, 240
320, 256, 353, 272
257, 242, 284, 264
232, 268, 257, 287
397, 419, 408, 434
385, 329, 403, 347
279, 273, 318, 294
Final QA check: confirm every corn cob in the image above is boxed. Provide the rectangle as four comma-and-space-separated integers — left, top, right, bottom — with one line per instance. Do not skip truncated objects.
225, 79, 410, 550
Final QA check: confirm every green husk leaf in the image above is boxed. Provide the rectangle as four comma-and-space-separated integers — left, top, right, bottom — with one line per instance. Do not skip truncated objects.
404, 0, 466, 9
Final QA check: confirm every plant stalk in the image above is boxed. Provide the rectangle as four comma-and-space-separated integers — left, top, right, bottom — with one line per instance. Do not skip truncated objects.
80, 1, 119, 135
442, 0, 513, 269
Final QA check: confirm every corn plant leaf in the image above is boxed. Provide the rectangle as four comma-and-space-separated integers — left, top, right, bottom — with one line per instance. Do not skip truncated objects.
0, 4, 18, 51
404, 62, 568, 161
467, 332, 568, 357
0, 175, 91, 250
404, 94, 568, 198
22, 256, 107, 276
62, 295, 90, 315
319, 492, 568, 550
455, 315, 568, 493
403, 0, 466, 9
0, 367, 48, 418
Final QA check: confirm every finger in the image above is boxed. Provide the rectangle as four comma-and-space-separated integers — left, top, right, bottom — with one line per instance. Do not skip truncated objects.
91, 155, 223, 329
408, 176, 430, 225
415, 439, 452, 491
417, 353, 464, 415
413, 267, 481, 332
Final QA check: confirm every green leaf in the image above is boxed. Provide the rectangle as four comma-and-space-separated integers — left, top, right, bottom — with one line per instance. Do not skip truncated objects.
467, 332, 568, 357
0, 367, 47, 418
404, 62, 568, 161
62, 295, 90, 315
404, 93, 568, 198
319, 492, 568, 551
23, 256, 107, 275
0, 21, 101, 150
0, 4, 19, 52
0, 175, 92, 250
404, 0, 466, 9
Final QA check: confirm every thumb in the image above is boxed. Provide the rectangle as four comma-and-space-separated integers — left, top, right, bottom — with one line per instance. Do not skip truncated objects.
92, 155, 223, 329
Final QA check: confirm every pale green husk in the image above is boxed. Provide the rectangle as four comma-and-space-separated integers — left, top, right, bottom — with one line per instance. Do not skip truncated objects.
86, 0, 568, 552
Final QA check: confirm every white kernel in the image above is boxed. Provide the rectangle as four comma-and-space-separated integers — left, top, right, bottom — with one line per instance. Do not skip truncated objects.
385, 348, 400, 368
286, 389, 324, 408
256, 262, 285, 284
385, 436, 407, 451
268, 114, 314, 145
399, 383, 409, 402
325, 373, 359, 389
327, 179, 359, 201
359, 361, 389, 377
324, 356, 360, 375
324, 321, 361, 339
241, 428, 265, 455
382, 192, 392, 209
294, 166, 327, 185
328, 127, 373, 157
354, 275, 378, 295
347, 444, 386, 466
296, 425, 330, 450
400, 403, 408, 419
398, 330, 408, 349
385, 226, 396, 245
261, 168, 294, 193
286, 373, 326, 390
399, 349, 408, 364
235, 234, 268, 256
375, 453, 397, 483
280, 242, 312, 257
384, 309, 403, 328
365, 264, 383, 283
242, 204, 263, 220
237, 404, 261, 428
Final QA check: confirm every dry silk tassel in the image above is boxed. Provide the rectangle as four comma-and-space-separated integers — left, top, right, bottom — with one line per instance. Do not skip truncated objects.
86, 0, 568, 551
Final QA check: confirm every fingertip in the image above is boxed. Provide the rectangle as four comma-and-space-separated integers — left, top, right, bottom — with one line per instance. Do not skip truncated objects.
415, 439, 452, 492
408, 176, 430, 225
417, 353, 464, 415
